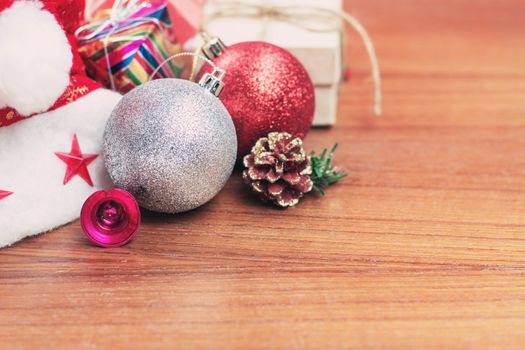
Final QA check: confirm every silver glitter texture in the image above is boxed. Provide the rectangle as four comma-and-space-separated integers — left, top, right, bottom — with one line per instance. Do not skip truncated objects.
103, 79, 237, 213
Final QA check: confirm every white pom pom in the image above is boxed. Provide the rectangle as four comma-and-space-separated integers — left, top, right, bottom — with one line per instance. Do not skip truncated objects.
0, 1, 72, 115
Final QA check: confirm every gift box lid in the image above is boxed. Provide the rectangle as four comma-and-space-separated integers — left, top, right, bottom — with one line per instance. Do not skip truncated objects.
204, 0, 343, 86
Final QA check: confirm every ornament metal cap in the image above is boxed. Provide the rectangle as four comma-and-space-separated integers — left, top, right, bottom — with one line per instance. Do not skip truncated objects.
201, 33, 227, 59
80, 189, 140, 247
198, 69, 225, 97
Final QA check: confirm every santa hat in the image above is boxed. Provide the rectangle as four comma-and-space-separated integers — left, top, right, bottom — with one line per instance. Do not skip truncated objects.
0, 0, 121, 247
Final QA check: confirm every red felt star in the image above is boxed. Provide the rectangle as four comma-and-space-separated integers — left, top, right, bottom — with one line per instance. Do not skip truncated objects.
0, 190, 13, 201
55, 134, 98, 187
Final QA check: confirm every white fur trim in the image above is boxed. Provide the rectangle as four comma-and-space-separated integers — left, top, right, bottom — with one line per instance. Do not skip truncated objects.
0, 1, 72, 115
0, 89, 122, 248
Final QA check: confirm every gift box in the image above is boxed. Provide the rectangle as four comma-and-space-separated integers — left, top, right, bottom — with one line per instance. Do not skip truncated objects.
167, 0, 206, 45
78, 0, 183, 93
203, 0, 343, 126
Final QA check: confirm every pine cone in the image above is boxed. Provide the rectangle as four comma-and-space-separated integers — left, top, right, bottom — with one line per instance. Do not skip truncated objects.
243, 132, 313, 207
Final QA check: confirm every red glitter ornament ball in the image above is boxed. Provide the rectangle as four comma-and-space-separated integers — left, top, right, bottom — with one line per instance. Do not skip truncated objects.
200, 41, 315, 159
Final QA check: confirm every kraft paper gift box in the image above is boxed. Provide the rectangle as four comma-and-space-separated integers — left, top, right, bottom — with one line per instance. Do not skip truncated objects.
204, 0, 343, 126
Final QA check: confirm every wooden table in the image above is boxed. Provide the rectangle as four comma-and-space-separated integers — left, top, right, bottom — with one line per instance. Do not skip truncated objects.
2, 0, 524, 348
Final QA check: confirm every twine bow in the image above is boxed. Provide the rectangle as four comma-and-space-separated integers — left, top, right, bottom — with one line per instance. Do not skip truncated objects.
203, 1, 382, 116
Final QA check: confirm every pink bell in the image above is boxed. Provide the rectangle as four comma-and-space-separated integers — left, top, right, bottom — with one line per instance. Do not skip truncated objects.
80, 189, 140, 247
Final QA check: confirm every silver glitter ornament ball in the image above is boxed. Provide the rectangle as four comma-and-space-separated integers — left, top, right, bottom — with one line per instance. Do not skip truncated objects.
103, 78, 237, 213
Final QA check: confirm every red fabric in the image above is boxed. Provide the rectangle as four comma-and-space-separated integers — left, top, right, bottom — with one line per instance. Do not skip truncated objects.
43, 0, 88, 76
0, 0, 101, 128
0, 0, 14, 13
0, 75, 100, 127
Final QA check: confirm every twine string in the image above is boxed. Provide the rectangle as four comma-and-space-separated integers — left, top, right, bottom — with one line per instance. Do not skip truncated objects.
203, 2, 382, 116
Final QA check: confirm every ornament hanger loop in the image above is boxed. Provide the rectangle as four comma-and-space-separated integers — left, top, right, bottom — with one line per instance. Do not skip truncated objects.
149, 52, 225, 83
149, 52, 226, 97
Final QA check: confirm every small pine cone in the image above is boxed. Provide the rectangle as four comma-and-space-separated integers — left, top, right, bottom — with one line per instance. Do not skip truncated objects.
243, 132, 313, 208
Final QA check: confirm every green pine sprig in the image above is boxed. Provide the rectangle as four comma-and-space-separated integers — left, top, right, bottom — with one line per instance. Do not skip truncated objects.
310, 143, 347, 195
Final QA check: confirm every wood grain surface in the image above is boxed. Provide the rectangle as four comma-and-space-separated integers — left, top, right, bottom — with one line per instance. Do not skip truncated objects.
1, 0, 525, 348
